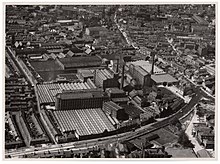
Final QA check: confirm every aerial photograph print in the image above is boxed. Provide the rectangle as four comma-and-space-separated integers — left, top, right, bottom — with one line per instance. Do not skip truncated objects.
4, 3, 216, 159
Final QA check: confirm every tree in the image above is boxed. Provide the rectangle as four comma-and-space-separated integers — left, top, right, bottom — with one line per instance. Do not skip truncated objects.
170, 117, 181, 127
196, 109, 205, 117
163, 82, 168, 86
178, 130, 194, 148
35, 6, 40, 10
145, 56, 150, 61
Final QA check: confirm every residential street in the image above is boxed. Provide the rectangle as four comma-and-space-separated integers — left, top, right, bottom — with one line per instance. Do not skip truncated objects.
185, 110, 203, 153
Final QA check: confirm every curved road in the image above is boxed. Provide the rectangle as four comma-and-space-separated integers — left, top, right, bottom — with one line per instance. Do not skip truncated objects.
5, 86, 203, 158
5, 11, 213, 158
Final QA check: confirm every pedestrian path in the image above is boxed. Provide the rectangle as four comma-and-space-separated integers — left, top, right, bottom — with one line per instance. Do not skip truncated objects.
185, 110, 203, 153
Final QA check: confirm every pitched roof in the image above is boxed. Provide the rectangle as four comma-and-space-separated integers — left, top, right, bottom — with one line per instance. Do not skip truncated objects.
37, 81, 97, 104
121, 104, 143, 118
53, 108, 115, 136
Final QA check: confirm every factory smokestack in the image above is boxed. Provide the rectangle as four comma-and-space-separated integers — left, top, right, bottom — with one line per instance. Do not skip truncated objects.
151, 51, 156, 75
120, 55, 131, 89
120, 63, 125, 89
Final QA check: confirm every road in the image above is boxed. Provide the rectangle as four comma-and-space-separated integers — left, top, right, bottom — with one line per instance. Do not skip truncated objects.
165, 37, 215, 101
5, 80, 203, 158
5, 84, 203, 158
114, 12, 138, 50
115, 13, 215, 106
183, 75, 215, 101
6, 46, 58, 145
5, 13, 214, 158
185, 109, 204, 153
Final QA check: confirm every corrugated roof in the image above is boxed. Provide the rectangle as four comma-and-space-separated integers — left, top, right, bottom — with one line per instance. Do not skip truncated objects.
53, 108, 115, 136
104, 101, 123, 111
37, 81, 96, 104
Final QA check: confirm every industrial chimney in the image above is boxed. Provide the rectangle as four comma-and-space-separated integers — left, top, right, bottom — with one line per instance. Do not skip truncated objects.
151, 50, 156, 75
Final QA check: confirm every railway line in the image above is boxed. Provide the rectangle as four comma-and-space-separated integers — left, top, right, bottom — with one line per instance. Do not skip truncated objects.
5, 87, 202, 158
5, 48, 22, 77
5, 13, 207, 159
5, 46, 58, 145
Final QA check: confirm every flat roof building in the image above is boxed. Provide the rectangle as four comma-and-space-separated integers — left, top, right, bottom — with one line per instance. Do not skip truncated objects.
151, 74, 178, 85
55, 89, 109, 110
129, 60, 165, 75
57, 56, 102, 70
53, 108, 115, 137
128, 60, 178, 86
37, 81, 97, 105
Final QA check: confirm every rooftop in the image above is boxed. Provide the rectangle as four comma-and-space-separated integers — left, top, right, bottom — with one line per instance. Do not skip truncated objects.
166, 147, 197, 158
53, 108, 115, 136
37, 81, 97, 104
130, 60, 165, 74
106, 88, 125, 94
151, 74, 178, 84
58, 56, 102, 69
78, 69, 94, 77
144, 128, 179, 146
104, 101, 123, 111
121, 104, 143, 118
57, 89, 104, 100
58, 92, 93, 99
197, 149, 212, 158
87, 26, 109, 32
